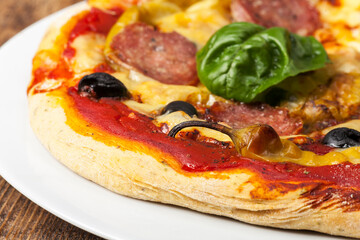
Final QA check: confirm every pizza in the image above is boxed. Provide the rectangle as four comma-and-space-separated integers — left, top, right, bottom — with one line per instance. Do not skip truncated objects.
27, 0, 360, 238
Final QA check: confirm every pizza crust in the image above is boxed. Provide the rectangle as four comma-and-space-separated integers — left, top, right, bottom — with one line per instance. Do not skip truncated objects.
29, 92, 360, 238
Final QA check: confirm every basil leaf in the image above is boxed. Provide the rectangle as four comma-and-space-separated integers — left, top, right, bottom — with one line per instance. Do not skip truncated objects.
196, 22, 329, 103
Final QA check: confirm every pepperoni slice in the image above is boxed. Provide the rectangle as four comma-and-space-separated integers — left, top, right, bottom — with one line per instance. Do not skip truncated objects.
230, 0, 322, 36
204, 101, 303, 136
110, 22, 198, 85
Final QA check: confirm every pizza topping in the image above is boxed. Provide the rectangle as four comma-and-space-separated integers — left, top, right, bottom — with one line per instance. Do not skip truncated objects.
299, 143, 334, 155
168, 120, 304, 160
68, 87, 360, 171
203, 101, 302, 136
161, 101, 198, 117
78, 72, 131, 99
322, 128, 360, 148
68, 7, 123, 43
169, 121, 281, 154
109, 22, 198, 86
196, 22, 329, 103
230, 0, 321, 36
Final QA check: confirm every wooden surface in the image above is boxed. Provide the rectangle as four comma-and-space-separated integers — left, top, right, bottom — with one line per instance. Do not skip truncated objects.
0, 0, 102, 239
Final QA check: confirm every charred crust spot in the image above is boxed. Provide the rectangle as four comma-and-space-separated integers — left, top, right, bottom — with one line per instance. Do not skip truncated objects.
302, 185, 360, 212
248, 178, 313, 200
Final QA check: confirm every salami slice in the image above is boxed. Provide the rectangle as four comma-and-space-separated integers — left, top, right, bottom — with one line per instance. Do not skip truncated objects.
204, 101, 303, 136
231, 0, 321, 36
111, 22, 198, 85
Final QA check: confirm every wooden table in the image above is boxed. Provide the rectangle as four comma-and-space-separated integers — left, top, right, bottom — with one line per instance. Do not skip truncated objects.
0, 0, 102, 239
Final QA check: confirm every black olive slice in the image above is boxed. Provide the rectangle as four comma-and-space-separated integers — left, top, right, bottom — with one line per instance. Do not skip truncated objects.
168, 121, 230, 138
78, 72, 131, 99
161, 101, 198, 117
322, 127, 360, 148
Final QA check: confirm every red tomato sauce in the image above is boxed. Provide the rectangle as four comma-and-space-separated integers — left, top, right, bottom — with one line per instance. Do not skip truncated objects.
69, 7, 123, 42
63, 7, 123, 60
68, 87, 360, 190
29, 7, 120, 93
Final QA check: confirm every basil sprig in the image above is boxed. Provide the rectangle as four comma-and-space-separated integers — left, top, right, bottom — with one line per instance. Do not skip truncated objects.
196, 22, 329, 103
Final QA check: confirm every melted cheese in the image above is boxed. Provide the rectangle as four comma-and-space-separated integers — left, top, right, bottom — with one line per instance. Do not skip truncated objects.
258, 143, 360, 166
64, 0, 360, 167
71, 33, 106, 73
156, 0, 231, 48
317, 0, 360, 27
321, 120, 360, 134
112, 70, 202, 107
316, 0, 360, 53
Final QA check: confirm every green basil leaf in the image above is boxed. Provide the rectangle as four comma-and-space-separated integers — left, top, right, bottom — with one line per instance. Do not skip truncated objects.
196, 22, 330, 103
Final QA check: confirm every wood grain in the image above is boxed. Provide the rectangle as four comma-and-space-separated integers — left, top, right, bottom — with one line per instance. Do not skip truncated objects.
0, 0, 103, 239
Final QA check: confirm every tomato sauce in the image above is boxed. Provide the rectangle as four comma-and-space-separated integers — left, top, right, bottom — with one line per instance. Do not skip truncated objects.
63, 7, 122, 60
68, 7, 122, 42
29, 7, 120, 93
68, 87, 360, 190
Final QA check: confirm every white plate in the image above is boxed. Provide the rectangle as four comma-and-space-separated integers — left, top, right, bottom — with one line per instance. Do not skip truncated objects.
0, 3, 345, 240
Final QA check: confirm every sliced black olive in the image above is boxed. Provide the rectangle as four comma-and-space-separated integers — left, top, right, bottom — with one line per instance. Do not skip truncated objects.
322, 127, 360, 148
78, 72, 130, 99
168, 121, 230, 138
161, 101, 198, 117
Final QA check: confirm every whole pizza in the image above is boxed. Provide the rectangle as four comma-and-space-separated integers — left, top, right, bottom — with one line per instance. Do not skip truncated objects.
27, 0, 360, 238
